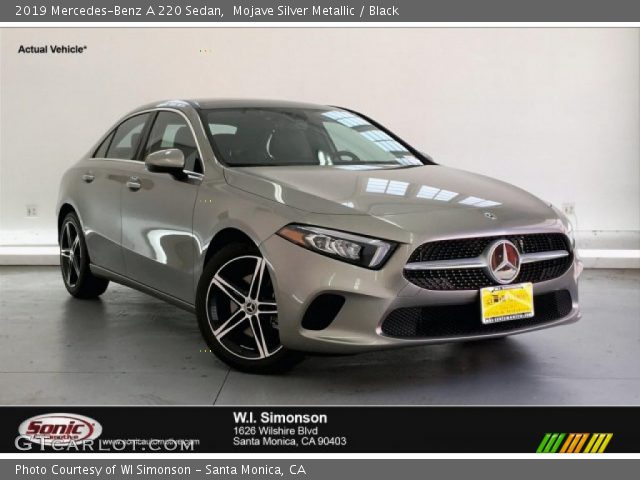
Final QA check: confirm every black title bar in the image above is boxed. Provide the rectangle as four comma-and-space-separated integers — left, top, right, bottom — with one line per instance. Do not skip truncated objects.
5, 0, 640, 23
1, 406, 639, 453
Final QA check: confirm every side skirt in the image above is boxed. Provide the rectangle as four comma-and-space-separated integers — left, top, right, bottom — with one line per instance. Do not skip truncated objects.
90, 264, 196, 313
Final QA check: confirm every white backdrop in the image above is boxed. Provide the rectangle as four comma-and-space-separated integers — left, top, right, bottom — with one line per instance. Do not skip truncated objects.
1, 28, 638, 245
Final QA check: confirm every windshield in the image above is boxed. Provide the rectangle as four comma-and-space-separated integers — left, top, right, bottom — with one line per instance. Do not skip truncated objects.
200, 107, 426, 167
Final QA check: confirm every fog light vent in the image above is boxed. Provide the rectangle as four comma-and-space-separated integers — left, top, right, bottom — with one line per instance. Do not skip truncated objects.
301, 294, 345, 331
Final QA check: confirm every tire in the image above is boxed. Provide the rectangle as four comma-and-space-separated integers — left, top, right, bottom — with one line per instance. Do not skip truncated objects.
59, 212, 109, 299
196, 243, 303, 373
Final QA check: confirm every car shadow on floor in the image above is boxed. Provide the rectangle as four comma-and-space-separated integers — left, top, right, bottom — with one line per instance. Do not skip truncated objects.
56, 289, 546, 404
296, 337, 534, 382
58, 294, 214, 374
213, 337, 547, 405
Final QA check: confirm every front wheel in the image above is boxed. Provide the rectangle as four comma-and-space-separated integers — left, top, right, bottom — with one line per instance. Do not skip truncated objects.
196, 243, 303, 373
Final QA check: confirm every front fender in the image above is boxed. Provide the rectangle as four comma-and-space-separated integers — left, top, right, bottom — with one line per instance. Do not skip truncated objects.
192, 180, 306, 286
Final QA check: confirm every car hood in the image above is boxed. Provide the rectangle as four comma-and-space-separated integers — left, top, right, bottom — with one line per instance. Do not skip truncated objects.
224, 164, 554, 219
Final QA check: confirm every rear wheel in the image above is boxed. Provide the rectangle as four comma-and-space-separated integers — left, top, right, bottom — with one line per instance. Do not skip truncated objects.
59, 212, 109, 298
196, 243, 303, 373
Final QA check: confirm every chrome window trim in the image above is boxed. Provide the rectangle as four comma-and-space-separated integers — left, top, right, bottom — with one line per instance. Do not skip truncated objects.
92, 107, 207, 175
87, 156, 204, 180
404, 249, 569, 271
88, 158, 141, 165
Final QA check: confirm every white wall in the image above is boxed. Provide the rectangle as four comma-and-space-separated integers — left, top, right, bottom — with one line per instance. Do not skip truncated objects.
1, 28, 638, 245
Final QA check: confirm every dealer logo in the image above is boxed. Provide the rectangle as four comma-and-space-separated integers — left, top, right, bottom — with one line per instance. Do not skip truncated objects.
18, 413, 102, 446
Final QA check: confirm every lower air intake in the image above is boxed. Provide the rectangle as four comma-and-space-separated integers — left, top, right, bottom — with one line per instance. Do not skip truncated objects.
301, 294, 346, 331
381, 290, 573, 338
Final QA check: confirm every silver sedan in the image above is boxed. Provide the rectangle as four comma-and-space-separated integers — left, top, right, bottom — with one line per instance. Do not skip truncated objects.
57, 99, 582, 372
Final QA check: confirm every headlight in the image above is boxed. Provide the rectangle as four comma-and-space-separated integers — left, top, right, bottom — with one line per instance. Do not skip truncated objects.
277, 224, 396, 269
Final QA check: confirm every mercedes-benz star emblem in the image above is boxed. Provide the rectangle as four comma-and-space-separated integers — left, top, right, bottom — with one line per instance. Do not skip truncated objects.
486, 240, 520, 284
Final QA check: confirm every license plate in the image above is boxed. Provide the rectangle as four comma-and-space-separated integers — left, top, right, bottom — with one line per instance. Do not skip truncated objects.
480, 282, 534, 324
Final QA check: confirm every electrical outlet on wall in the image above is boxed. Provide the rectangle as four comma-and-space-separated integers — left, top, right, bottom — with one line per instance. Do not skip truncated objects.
26, 205, 38, 217
561, 202, 575, 216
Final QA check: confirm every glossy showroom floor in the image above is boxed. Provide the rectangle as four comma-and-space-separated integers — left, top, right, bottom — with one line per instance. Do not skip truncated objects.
0, 266, 638, 405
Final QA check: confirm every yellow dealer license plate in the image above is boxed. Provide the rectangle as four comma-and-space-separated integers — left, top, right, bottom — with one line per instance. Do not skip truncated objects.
480, 283, 534, 324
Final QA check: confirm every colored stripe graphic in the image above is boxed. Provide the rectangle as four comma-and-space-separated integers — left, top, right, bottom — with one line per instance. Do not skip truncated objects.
574, 433, 589, 453
544, 433, 559, 453
549, 433, 565, 453
584, 433, 599, 453
597, 433, 613, 453
537, 433, 613, 453
559, 433, 575, 453
536, 433, 552, 453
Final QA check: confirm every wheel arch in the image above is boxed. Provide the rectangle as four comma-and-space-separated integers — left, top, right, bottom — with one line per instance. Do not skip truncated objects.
57, 203, 78, 238
203, 227, 258, 268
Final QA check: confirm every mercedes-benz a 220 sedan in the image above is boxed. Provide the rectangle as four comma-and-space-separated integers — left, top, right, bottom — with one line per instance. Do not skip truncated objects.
57, 99, 582, 372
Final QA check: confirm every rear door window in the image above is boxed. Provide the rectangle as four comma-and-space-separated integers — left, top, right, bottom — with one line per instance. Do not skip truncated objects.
106, 113, 150, 160
93, 131, 114, 158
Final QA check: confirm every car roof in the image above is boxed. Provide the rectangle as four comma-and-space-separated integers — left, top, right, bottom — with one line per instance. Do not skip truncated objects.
133, 98, 336, 114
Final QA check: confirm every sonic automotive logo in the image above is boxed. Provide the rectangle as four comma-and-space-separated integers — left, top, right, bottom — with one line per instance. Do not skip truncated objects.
18, 413, 102, 446
536, 432, 613, 453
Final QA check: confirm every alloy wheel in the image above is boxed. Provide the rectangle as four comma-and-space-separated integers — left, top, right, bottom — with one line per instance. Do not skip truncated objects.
206, 255, 282, 360
60, 221, 82, 288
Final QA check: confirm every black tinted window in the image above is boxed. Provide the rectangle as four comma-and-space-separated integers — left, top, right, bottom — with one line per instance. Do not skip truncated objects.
145, 112, 201, 173
201, 108, 424, 167
106, 113, 150, 160
93, 131, 114, 158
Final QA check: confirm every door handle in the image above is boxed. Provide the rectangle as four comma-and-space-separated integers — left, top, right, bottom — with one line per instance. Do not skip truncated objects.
126, 176, 141, 191
81, 173, 95, 183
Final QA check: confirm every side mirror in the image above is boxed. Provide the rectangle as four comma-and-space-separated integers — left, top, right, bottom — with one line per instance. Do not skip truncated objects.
145, 148, 185, 175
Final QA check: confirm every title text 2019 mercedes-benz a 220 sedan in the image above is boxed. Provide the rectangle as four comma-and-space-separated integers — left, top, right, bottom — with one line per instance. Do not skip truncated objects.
57, 99, 582, 372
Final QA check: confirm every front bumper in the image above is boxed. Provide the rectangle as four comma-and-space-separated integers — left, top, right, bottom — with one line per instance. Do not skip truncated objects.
261, 234, 582, 354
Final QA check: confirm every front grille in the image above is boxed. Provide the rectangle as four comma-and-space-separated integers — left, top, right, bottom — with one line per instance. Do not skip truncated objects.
409, 233, 569, 262
381, 290, 573, 339
405, 233, 572, 290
